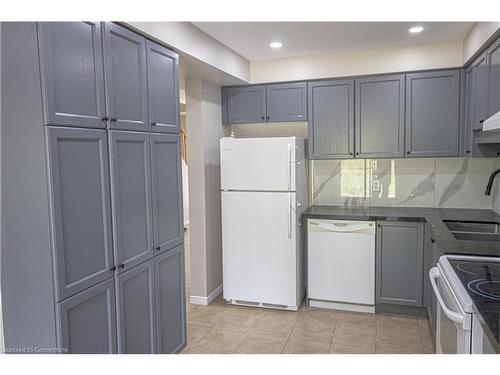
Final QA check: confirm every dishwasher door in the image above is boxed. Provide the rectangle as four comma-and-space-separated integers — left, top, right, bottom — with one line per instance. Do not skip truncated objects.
307, 219, 376, 312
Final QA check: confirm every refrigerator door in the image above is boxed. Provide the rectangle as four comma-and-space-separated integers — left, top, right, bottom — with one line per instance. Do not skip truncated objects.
220, 137, 298, 191
221, 191, 297, 307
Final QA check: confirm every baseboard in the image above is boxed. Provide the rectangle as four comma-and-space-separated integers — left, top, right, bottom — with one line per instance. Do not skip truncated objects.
189, 284, 223, 306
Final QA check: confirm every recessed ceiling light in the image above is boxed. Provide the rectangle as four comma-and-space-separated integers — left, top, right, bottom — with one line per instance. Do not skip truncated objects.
409, 26, 424, 34
270, 41, 282, 49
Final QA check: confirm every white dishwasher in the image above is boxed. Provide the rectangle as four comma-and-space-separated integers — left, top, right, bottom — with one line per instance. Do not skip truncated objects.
307, 219, 376, 313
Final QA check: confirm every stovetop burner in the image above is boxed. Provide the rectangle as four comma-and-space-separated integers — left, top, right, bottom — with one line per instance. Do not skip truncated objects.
456, 261, 500, 277
468, 280, 500, 301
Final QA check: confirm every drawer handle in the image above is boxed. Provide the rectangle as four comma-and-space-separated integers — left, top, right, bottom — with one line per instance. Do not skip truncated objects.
101, 116, 109, 122
110, 117, 117, 122
156, 246, 161, 251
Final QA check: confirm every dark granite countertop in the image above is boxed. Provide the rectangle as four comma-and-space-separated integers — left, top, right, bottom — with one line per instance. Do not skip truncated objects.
302, 205, 500, 351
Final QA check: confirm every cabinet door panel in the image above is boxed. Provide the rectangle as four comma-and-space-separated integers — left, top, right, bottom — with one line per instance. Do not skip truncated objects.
150, 134, 184, 253
487, 38, 500, 118
308, 79, 354, 159
47, 127, 114, 300
376, 222, 424, 307
38, 22, 106, 128
155, 245, 186, 354
57, 278, 116, 353
405, 70, 460, 157
464, 66, 474, 156
109, 131, 153, 271
146, 40, 180, 133
104, 23, 148, 131
116, 259, 156, 353
472, 53, 489, 128
228, 85, 267, 124
266, 82, 307, 122
355, 74, 405, 158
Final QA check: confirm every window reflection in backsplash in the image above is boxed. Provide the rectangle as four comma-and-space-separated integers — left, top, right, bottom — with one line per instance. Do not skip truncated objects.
311, 157, 500, 209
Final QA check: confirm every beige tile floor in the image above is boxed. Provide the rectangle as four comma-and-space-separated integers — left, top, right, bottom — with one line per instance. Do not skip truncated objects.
182, 228, 435, 354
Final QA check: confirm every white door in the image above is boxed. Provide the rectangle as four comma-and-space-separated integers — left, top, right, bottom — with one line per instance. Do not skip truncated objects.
220, 137, 297, 191
221, 191, 296, 307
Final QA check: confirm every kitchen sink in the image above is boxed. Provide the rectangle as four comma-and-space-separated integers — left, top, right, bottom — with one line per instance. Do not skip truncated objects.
443, 220, 500, 242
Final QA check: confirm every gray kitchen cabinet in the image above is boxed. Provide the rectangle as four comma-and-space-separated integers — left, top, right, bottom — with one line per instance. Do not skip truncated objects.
228, 85, 267, 124
355, 74, 405, 158
109, 131, 154, 272
266, 82, 307, 122
150, 134, 184, 254
464, 66, 475, 156
405, 70, 460, 157
487, 37, 500, 118
116, 259, 156, 353
155, 245, 187, 354
471, 52, 489, 129
376, 221, 424, 307
46, 127, 114, 301
308, 79, 354, 159
221, 87, 230, 125
38, 22, 107, 128
103, 23, 149, 132
146, 40, 180, 134
57, 278, 117, 354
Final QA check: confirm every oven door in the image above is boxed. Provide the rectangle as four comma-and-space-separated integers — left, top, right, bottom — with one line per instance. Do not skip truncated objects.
430, 266, 472, 354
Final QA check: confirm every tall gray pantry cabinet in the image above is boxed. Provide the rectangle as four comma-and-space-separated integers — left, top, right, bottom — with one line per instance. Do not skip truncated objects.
1, 22, 186, 354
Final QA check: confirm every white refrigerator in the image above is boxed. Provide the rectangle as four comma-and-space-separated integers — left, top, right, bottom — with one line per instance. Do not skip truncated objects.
220, 136, 307, 311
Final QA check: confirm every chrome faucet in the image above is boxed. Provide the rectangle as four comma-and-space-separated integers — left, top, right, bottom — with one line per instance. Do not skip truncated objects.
485, 168, 500, 195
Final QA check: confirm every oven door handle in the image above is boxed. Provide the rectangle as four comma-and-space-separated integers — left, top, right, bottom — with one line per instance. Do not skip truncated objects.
429, 267, 464, 324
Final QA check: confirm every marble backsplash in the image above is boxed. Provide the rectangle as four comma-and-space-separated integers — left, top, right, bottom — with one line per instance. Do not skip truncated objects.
311, 158, 500, 209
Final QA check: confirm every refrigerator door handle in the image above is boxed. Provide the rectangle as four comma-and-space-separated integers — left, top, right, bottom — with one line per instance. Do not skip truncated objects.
287, 143, 291, 191
288, 193, 292, 239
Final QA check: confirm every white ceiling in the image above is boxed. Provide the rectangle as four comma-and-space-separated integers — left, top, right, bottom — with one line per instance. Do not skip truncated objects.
193, 22, 474, 60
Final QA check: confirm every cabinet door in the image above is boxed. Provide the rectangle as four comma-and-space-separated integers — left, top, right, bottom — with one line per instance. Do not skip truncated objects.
355, 74, 405, 158
146, 40, 180, 133
376, 221, 424, 307
463, 66, 474, 156
228, 85, 267, 124
116, 259, 156, 353
471, 52, 489, 129
57, 278, 116, 353
103, 23, 148, 131
487, 37, 500, 118
155, 245, 186, 354
308, 79, 354, 159
38, 22, 106, 128
47, 127, 114, 301
150, 134, 184, 253
266, 82, 307, 122
221, 87, 230, 125
405, 70, 460, 157
109, 131, 154, 272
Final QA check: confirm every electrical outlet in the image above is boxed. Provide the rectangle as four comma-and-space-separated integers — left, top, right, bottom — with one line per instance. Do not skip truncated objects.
372, 179, 381, 192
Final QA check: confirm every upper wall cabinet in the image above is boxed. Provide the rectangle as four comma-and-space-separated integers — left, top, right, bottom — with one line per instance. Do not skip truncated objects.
355, 74, 405, 158
146, 40, 180, 134
228, 85, 267, 124
405, 70, 460, 157
224, 82, 308, 124
103, 23, 149, 132
471, 53, 489, 129
38, 22, 107, 128
308, 79, 354, 159
486, 37, 500, 118
266, 82, 307, 122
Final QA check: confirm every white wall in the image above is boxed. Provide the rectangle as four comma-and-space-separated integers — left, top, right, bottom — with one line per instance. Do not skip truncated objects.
250, 40, 463, 83
463, 22, 500, 63
127, 22, 250, 83
185, 79, 229, 302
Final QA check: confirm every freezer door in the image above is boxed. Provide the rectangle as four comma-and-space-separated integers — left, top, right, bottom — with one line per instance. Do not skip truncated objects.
220, 137, 299, 191
221, 191, 297, 307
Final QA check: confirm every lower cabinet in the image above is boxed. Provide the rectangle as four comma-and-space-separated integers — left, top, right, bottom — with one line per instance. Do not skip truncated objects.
57, 278, 117, 354
376, 221, 424, 307
155, 245, 187, 354
116, 259, 156, 354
